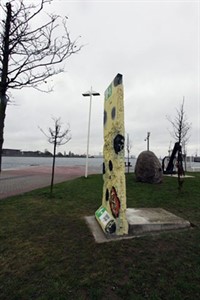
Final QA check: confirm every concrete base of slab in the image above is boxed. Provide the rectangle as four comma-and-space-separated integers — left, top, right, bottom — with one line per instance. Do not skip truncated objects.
85, 208, 191, 243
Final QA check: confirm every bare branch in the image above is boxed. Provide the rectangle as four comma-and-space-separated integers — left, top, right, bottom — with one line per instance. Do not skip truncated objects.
0, 0, 83, 92
39, 117, 71, 146
0, 0, 81, 171
166, 98, 191, 146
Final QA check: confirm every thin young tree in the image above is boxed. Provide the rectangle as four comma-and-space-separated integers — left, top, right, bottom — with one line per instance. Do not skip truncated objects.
40, 117, 71, 195
0, 0, 82, 171
167, 98, 191, 190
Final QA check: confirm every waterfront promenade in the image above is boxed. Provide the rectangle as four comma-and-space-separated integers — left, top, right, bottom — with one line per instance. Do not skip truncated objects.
0, 165, 101, 200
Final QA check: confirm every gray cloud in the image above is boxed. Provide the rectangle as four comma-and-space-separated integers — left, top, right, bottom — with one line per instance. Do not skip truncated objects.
2, 0, 199, 157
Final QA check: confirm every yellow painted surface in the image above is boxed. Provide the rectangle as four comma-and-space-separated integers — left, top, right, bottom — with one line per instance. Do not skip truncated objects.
96, 74, 128, 235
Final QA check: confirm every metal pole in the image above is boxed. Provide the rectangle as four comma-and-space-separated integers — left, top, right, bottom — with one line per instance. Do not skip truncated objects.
82, 87, 100, 178
85, 88, 92, 178
145, 132, 150, 151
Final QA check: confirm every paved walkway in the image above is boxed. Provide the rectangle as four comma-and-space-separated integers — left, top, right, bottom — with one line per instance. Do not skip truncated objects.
0, 165, 101, 200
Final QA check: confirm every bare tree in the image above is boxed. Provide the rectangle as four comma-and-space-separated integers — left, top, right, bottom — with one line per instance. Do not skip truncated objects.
167, 98, 191, 146
39, 117, 71, 195
0, 0, 82, 171
167, 98, 191, 190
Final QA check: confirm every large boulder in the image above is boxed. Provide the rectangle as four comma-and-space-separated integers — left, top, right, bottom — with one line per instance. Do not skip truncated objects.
135, 151, 163, 183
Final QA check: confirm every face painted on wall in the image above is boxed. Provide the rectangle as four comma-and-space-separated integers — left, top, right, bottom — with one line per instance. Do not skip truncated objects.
109, 186, 121, 218
113, 134, 125, 155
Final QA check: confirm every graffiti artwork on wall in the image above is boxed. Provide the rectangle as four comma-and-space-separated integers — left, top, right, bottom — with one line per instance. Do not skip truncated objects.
95, 73, 128, 235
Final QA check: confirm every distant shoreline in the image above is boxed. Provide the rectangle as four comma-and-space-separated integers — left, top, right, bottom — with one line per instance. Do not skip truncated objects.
2, 154, 100, 158
2, 155, 86, 158
2, 148, 99, 158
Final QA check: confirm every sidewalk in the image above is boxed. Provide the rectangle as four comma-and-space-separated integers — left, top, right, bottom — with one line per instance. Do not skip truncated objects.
0, 165, 101, 200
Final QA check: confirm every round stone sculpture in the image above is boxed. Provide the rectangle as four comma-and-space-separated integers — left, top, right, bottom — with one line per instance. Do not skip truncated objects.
135, 151, 163, 183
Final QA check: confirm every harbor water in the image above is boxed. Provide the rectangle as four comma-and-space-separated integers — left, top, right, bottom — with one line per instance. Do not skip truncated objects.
2, 156, 200, 172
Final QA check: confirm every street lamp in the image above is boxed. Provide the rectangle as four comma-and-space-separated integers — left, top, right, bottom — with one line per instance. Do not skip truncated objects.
82, 87, 100, 178
144, 132, 150, 151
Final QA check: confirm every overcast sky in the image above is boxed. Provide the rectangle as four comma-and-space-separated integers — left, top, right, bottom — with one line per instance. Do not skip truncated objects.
2, 0, 200, 157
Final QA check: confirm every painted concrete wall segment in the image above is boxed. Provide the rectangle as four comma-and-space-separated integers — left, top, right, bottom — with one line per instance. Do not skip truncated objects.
95, 74, 128, 235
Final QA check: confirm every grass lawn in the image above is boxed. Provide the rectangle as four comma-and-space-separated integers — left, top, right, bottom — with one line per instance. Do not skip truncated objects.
0, 173, 200, 300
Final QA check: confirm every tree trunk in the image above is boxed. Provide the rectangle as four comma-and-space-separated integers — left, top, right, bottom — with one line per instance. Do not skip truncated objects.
50, 137, 57, 195
0, 100, 6, 172
0, 3, 12, 172
127, 150, 130, 174
177, 145, 184, 191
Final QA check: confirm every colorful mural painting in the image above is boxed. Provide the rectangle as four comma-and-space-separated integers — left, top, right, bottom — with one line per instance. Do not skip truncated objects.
95, 74, 128, 235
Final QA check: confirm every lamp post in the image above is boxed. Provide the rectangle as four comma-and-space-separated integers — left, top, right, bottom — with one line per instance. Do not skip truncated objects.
144, 132, 150, 151
82, 87, 100, 178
